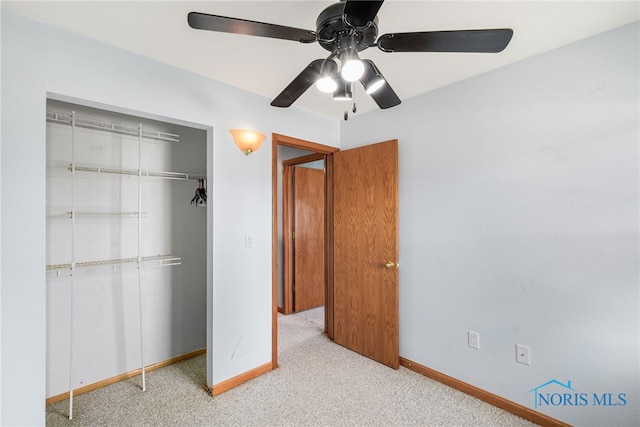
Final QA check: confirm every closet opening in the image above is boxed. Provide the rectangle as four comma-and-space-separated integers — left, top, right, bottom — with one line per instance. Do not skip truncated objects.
45, 99, 209, 418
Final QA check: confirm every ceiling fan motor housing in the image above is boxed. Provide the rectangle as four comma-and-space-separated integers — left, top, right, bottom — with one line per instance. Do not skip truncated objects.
316, 2, 378, 52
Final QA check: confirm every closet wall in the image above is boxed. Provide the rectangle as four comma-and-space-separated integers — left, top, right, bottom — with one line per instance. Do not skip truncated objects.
45, 99, 207, 398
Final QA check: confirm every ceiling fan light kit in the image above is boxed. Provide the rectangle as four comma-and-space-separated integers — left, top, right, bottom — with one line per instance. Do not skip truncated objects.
333, 79, 353, 101
315, 59, 339, 93
337, 36, 365, 82
316, 76, 338, 93
188, 0, 513, 115
340, 56, 365, 82
361, 59, 386, 95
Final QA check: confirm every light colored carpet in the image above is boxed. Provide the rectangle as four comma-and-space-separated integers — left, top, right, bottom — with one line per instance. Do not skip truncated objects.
46, 307, 537, 426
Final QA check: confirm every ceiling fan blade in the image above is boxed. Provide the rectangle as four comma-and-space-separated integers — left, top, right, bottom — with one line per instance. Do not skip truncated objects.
343, 1, 384, 28
271, 59, 324, 108
377, 29, 513, 53
360, 60, 401, 109
188, 12, 317, 43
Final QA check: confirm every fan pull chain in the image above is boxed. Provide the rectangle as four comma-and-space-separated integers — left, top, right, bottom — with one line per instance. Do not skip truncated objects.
345, 82, 357, 120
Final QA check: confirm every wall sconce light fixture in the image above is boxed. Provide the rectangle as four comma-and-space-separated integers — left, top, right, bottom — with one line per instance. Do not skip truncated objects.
229, 129, 266, 155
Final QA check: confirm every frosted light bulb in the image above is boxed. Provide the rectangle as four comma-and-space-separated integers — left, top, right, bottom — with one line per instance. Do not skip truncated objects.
341, 59, 364, 82
315, 76, 337, 93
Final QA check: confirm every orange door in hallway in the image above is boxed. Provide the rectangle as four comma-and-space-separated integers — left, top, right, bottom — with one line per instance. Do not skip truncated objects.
332, 140, 399, 369
293, 166, 326, 312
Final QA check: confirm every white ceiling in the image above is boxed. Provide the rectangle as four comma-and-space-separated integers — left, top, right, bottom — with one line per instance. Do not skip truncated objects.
4, 1, 639, 119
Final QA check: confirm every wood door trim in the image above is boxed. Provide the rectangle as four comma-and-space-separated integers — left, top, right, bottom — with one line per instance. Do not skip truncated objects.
272, 133, 338, 369
282, 153, 325, 167
282, 164, 294, 315
282, 163, 293, 314
325, 154, 334, 339
282, 152, 328, 315
273, 133, 339, 154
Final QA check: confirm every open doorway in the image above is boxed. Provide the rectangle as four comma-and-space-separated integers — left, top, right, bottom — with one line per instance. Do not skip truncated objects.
271, 134, 338, 368
282, 154, 326, 314
272, 135, 400, 370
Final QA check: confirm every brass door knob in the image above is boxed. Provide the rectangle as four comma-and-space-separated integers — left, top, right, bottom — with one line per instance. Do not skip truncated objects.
384, 261, 399, 269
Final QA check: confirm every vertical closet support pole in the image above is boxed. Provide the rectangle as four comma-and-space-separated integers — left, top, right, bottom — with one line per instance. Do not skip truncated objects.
68, 111, 77, 420
137, 123, 146, 392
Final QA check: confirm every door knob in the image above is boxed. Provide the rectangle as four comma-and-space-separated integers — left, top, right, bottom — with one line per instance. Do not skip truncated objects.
384, 261, 399, 269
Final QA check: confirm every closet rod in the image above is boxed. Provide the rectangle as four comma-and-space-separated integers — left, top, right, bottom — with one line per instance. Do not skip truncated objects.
67, 211, 146, 218
67, 164, 205, 181
47, 255, 182, 273
47, 111, 180, 143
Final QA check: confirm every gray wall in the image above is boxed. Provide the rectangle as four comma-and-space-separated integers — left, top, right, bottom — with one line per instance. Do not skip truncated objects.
0, 9, 339, 425
2, 5, 638, 427
341, 22, 639, 427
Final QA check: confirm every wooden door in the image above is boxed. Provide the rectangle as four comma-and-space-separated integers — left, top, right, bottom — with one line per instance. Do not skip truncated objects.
293, 166, 325, 312
332, 140, 399, 369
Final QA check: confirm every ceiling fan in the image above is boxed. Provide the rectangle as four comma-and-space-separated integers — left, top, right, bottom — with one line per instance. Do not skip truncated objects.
188, 1, 513, 112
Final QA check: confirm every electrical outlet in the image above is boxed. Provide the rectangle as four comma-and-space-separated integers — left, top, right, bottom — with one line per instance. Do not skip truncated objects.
468, 331, 480, 350
245, 234, 255, 248
516, 344, 531, 365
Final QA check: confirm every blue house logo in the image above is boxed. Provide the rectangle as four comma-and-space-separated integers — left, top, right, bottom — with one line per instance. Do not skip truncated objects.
528, 379, 626, 409
529, 379, 581, 408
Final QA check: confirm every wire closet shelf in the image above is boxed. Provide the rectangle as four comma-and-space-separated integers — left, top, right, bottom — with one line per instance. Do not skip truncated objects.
46, 109, 201, 419
47, 111, 180, 143
46, 255, 182, 277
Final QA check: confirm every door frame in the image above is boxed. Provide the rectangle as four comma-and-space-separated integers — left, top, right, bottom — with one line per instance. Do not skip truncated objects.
282, 153, 327, 315
271, 133, 338, 368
